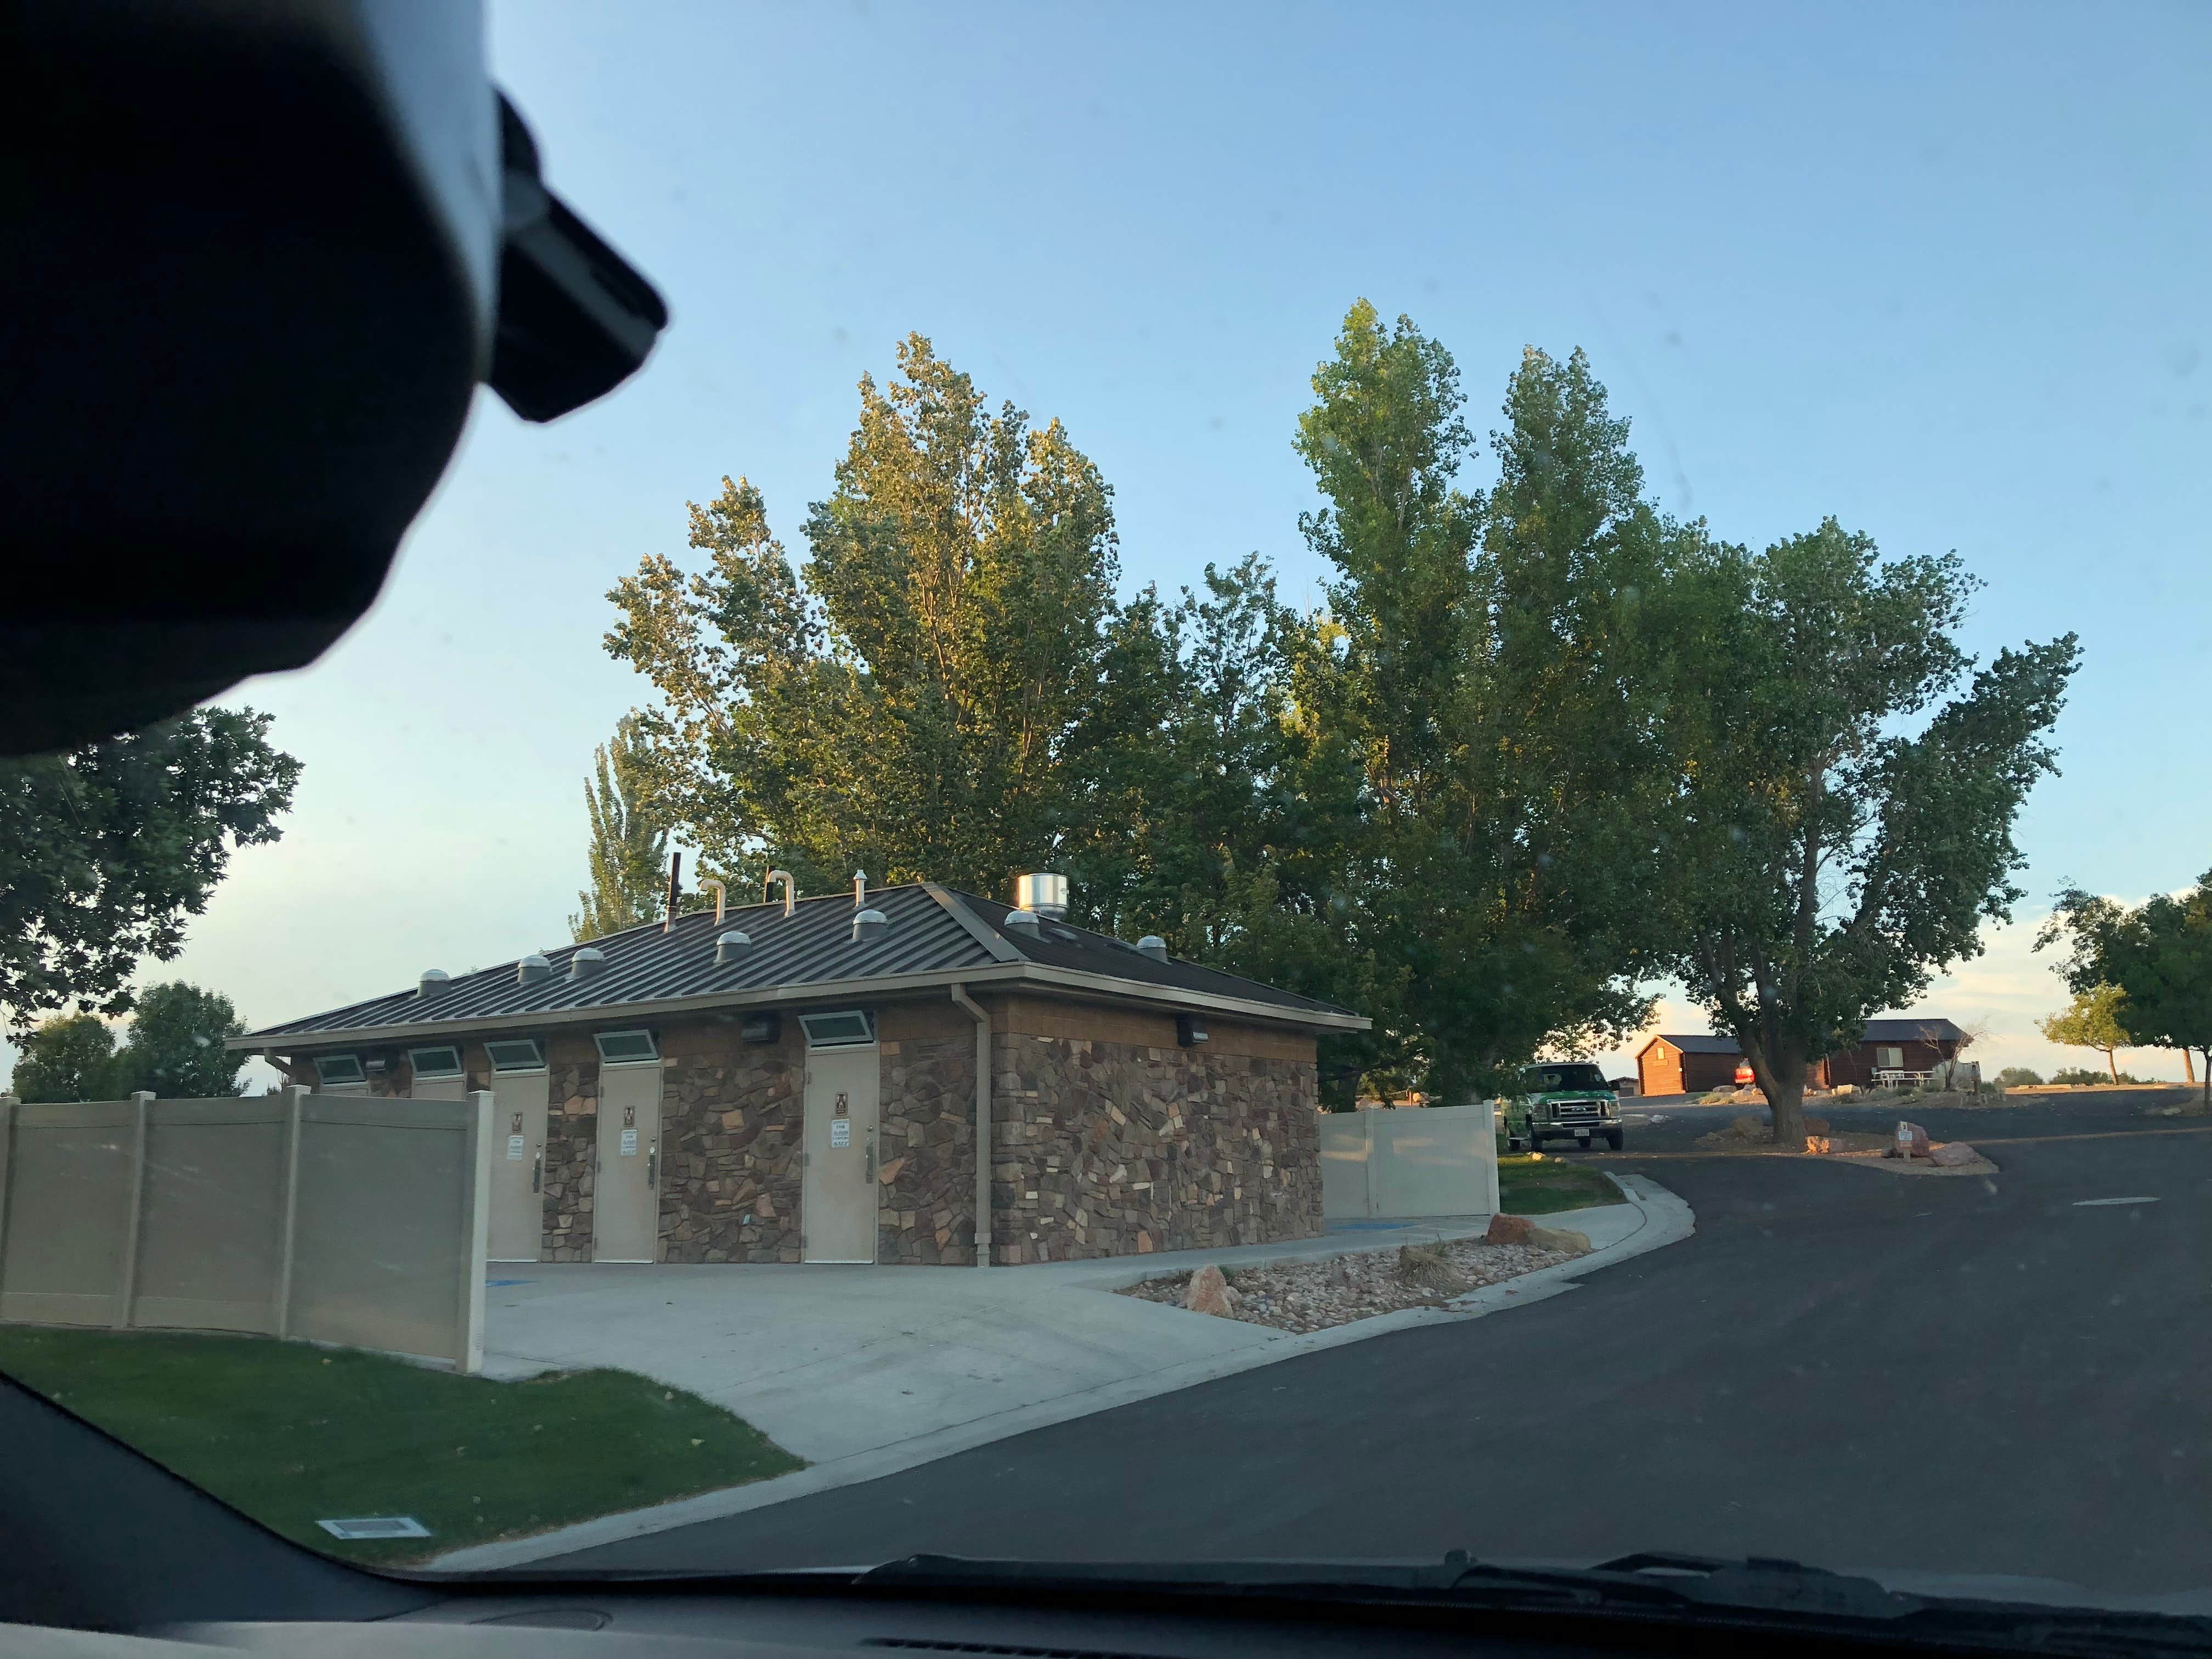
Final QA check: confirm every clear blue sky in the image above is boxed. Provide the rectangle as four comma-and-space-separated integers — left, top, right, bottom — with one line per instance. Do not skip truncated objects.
27, 1, 2211, 1086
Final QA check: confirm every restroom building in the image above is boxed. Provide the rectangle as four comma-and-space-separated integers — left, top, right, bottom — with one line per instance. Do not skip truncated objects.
231, 879, 1367, 1266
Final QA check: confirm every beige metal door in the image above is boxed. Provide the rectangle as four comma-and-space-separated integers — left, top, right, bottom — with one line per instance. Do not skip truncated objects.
409, 1077, 466, 1101
803, 1045, 880, 1263
593, 1063, 663, 1262
487, 1071, 549, 1262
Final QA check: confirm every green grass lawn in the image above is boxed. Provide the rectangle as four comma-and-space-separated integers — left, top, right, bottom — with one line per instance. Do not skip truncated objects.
0, 1328, 804, 1567
1497, 1153, 1621, 1215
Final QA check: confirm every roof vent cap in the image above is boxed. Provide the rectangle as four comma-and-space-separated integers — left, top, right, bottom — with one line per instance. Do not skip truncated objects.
1136, 935, 1169, 963
852, 908, 888, 944
715, 930, 753, 964
417, 968, 450, 998
516, 952, 552, 985
1004, 908, 1042, 935
569, 947, 606, 981
1013, 872, 1068, 918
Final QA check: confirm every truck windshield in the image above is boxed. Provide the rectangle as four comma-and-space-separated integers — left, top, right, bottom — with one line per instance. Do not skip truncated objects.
1524, 1064, 1610, 1092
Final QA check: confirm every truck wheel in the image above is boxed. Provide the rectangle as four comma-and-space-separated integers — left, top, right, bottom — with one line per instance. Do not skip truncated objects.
1606, 1130, 1624, 1151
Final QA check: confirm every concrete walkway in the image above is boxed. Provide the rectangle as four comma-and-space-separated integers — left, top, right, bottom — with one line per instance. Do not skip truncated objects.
445, 1176, 1688, 1570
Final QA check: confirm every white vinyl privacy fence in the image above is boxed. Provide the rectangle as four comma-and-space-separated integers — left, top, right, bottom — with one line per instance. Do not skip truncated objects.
0, 1087, 492, 1372
1320, 1102, 1500, 1220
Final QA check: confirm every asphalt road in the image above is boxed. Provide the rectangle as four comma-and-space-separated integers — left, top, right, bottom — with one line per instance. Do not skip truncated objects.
552, 1089, 2211, 1595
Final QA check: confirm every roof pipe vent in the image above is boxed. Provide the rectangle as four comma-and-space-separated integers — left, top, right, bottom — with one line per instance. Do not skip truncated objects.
715, 930, 752, 964
853, 908, 888, 944
417, 968, 451, 999
1136, 935, 1169, 963
569, 947, 606, 981
1013, 872, 1067, 919
699, 878, 726, 924
1004, 909, 1042, 936
764, 868, 795, 918
516, 953, 552, 985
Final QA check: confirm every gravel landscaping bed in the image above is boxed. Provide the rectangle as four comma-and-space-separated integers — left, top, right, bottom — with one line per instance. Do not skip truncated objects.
1116, 1238, 1584, 1335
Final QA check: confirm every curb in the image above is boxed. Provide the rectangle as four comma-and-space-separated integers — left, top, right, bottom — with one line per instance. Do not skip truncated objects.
430, 1175, 1694, 1573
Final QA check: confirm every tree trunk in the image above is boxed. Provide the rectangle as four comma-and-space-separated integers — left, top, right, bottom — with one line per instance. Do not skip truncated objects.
2185, 1047, 2197, 1086
1747, 1037, 1809, 1145
2105, 1047, 2118, 1084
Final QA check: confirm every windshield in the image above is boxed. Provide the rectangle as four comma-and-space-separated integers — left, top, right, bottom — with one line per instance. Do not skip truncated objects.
3, 0, 2207, 1629
1523, 1064, 1610, 1093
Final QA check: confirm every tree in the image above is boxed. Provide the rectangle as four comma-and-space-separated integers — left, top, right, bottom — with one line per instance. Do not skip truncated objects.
112, 980, 247, 1098
1996, 1066, 2043, 1087
2040, 871, 2212, 1104
8, 1013, 128, 1103
1289, 307, 1693, 1099
569, 714, 672, 941
607, 336, 1125, 899
1651, 520, 2080, 1143
2036, 984, 2129, 1083
0, 710, 301, 1035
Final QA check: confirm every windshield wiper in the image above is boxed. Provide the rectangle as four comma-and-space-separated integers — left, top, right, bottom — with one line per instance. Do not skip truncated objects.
855, 1553, 2212, 1654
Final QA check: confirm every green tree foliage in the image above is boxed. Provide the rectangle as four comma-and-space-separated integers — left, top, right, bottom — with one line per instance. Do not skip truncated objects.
2036, 983, 2129, 1083
569, 714, 672, 942
608, 336, 1126, 899
112, 981, 247, 1098
2040, 872, 2212, 1103
1288, 305, 1697, 1098
8, 1013, 128, 1103
1995, 1066, 2044, 1087
1651, 521, 2080, 1141
0, 711, 301, 1035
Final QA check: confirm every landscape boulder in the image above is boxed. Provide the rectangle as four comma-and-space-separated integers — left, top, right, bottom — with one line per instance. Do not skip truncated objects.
1887, 1120, 1932, 1159
1525, 1224, 1592, 1255
1804, 1115, 1831, 1135
1184, 1264, 1238, 1317
1486, 1213, 1535, 1245
1928, 1142, 1980, 1168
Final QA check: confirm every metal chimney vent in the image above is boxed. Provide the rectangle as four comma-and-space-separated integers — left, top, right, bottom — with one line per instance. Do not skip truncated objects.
417, 968, 450, 999
1136, 935, 1169, 963
569, 947, 606, 981
1013, 872, 1068, 918
715, 930, 752, 964
516, 953, 552, 985
1004, 908, 1042, 936
852, 908, 888, 944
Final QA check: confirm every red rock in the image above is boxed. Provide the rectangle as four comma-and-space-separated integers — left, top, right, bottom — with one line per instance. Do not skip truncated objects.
1929, 1142, 1979, 1167
1486, 1213, 1535, 1245
1895, 1120, 1931, 1158
1185, 1263, 1236, 1316
1804, 1116, 1831, 1135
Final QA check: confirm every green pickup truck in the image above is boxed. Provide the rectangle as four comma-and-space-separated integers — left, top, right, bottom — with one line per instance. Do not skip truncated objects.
1503, 1062, 1624, 1152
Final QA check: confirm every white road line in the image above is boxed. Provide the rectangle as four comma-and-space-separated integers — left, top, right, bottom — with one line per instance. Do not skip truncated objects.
2073, 1197, 2160, 1207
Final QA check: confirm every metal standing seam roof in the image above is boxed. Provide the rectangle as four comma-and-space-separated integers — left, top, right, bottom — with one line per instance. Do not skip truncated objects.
236, 882, 1363, 1047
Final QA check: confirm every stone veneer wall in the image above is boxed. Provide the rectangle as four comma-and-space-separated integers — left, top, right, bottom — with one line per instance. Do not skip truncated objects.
540, 1051, 600, 1261
656, 1021, 805, 1263
990, 1029, 1323, 1264
876, 1032, 979, 1265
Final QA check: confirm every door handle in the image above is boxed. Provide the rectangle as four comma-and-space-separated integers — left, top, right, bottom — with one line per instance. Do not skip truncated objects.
864, 1129, 874, 1183
647, 1141, 658, 1189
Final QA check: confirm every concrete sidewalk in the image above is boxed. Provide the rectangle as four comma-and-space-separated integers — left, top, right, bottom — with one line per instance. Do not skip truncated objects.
445, 1176, 1688, 1569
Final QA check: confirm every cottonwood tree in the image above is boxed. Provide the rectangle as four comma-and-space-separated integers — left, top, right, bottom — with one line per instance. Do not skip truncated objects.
1289, 304, 1699, 1098
607, 336, 1125, 900
2036, 984, 2129, 1084
1652, 522, 2079, 1143
0, 710, 300, 1035
2040, 872, 2212, 1103
569, 714, 672, 941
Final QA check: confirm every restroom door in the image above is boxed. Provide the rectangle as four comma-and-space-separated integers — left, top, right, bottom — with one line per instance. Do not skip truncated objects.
487, 1070, 550, 1262
593, 1063, 664, 1262
802, 1045, 880, 1263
